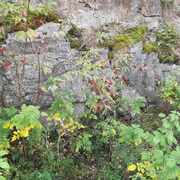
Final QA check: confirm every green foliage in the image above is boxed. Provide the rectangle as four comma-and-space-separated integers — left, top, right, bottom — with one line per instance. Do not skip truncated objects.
0, 1, 60, 42
119, 96, 146, 115
0, 105, 43, 179
161, 0, 175, 6
16, 170, 53, 180
0, 85, 179, 180
96, 119, 119, 143
49, 93, 74, 120
99, 25, 147, 51
156, 25, 178, 63
122, 111, 180, 180
0, 106, 17, 121
66, 25, 83, 49
161, 77, 180, 109
0, 150, 9, 179
9, 105, 41, 129
0, 105, 42, 143
142, 25, 179, 64
0, 107, 17, 150
15, 29, 38, 41
143, 42, 158, 54
75, 133, 92, 153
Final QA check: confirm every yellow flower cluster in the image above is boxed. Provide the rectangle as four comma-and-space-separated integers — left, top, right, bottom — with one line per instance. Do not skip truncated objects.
137, 161, 150, 173
128, 161, 158, 180
52, 113, 61, 121
60, 118, 85, 136
11, 127, 31, 142
3, 120, 42, 142
50, 113, 85, 136
127, 164, 137, 171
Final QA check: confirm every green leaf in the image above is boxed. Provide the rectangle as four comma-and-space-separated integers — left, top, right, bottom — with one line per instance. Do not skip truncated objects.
15, 29, 37, 41
0, 151, 8, 157
0, 176, 6, 180
0, 160, 10, 170
159, 113, 166, 118
166, 158, 176, 168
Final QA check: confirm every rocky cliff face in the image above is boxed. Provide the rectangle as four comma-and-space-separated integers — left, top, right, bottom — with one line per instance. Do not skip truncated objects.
0, 0, 180, 108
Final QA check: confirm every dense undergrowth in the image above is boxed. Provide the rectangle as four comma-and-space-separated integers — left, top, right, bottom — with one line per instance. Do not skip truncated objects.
0, 50, 180, 179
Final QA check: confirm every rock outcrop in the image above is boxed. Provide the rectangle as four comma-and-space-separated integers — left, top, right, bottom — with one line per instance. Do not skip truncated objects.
0, 0, 180, 108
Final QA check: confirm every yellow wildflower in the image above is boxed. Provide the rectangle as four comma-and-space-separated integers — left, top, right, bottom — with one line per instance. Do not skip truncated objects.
3, 122, 13, 129
11, 135, 18, 142
19, 127, 30, 138
52, 113, 61, 121
137, 172, 143, 177
127, 164, 137, 171
11, 131, 20, 142
11, 127, 31, 142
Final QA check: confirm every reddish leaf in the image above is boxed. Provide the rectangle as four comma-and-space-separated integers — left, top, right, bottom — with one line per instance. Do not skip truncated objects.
89, 79, 101, 95
1, 61, 12, 71
0, 47, 6, 54
95, 101, 105, 113
121, 75, 129, 85
21, 57, 28, 64
21, 10, 28, 17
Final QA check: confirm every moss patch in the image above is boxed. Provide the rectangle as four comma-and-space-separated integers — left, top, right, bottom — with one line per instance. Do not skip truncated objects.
99, 25, 147, 59
100, 26, 147, 50
143, 42, 158, 54
66, 25, 83, 49
143, 25, 179, 64
160, 0, 174, 7
156, 25, 179, 64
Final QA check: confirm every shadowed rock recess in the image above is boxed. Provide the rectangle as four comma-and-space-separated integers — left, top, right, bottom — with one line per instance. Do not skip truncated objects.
0, 0, 180, 108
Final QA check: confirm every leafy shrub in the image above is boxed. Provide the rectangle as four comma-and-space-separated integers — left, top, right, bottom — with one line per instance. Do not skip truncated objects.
0, 150, 9, 180
0, 1, 60, 42
161, 77, 180, 109
143, 42, 158, 54
0, 82, 179, 180
156, 25, 178, 64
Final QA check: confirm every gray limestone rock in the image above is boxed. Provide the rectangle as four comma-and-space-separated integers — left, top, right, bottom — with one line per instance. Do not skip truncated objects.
1, 0, 180, 110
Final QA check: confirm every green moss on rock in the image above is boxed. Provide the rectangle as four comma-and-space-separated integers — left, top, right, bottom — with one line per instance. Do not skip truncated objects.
143, 25, 179, 64
158, 53, 178, 64
156, 25, 179, 64
99, 25, 147, 59
160, 0, 175, 6
66, 25, 83, 49
143, 42, 158, 54
126, 26, 148, 43
100, 25, 147, 50
68, 37, 82, 49
112, 34, 132, 50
